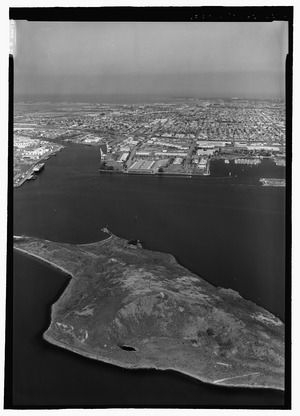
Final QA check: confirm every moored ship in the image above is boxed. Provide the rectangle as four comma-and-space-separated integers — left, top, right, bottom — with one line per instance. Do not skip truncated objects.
33, 162, 45, 173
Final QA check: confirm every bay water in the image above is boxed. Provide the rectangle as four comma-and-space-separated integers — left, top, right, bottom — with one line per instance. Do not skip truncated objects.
10, 143, 286, 407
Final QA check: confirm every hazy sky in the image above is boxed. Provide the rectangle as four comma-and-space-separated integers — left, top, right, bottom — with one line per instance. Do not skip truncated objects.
14, 21, 288, 99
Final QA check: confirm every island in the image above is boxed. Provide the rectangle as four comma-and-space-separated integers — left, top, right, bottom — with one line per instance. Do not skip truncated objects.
13, 231, 284, 391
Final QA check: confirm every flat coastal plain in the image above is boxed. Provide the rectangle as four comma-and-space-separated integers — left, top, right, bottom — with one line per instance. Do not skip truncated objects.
13, 232, 284, 391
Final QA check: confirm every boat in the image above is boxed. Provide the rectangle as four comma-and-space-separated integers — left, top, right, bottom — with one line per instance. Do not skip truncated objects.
33, 163, 45, 173
224, 159, 230, 164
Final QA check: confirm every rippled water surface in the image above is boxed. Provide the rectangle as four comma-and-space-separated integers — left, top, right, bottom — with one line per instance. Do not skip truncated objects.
10, 144, 286, 407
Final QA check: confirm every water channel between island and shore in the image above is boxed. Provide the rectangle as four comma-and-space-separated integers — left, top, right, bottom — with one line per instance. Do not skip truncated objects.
11, 142, 286, 407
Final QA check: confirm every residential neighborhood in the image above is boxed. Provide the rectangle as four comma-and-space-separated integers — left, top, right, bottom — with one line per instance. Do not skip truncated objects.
14, 98, 286, 183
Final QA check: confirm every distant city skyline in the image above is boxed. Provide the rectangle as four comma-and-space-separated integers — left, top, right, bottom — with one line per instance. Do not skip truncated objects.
14, 21, 288, 99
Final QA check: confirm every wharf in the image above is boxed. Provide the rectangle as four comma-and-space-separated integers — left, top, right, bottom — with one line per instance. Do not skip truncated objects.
259, 178, 285, 187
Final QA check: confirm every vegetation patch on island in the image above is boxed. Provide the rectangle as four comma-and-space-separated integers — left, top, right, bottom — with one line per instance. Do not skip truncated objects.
13, 231, 284, 391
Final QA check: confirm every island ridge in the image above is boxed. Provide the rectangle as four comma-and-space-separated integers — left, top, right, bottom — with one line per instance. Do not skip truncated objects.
13, 231, 285, 391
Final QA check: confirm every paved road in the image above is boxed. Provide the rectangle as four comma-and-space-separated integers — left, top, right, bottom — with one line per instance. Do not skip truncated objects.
183, 139, 197, 173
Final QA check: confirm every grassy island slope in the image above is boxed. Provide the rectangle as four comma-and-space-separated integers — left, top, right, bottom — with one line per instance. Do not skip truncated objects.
13, 232, 284, 391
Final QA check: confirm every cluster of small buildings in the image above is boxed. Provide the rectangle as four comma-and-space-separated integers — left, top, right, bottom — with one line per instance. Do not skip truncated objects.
14, 136, 56, 160
194, 102, 285, 144
134, 137, 191, 159
14, 99, 286, 179
15, 99, 285, 150
106, 134, 211, 175
126, 136, 190, 173
13, 134, 64, 187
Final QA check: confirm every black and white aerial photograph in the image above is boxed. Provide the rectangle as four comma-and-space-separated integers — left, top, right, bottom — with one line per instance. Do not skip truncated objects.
6, 5, 292, 411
